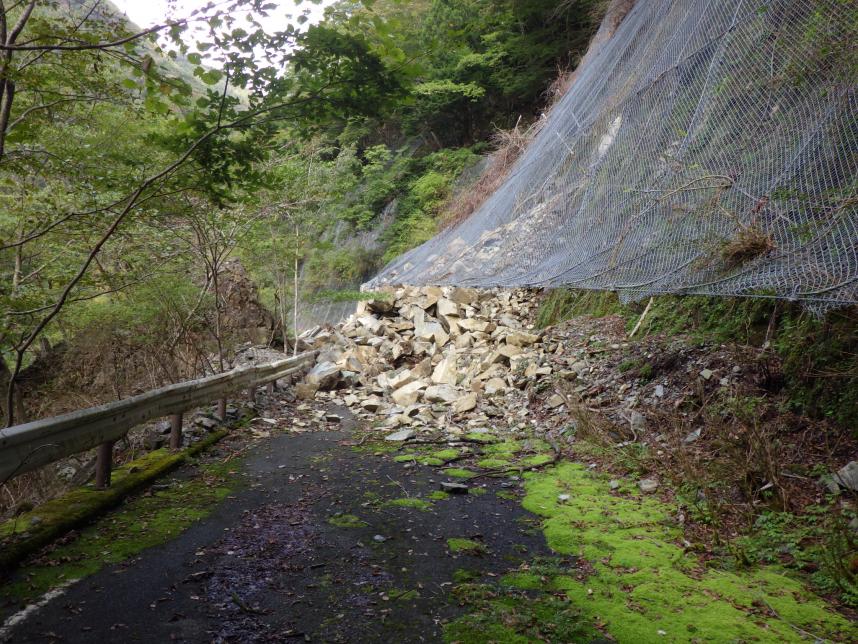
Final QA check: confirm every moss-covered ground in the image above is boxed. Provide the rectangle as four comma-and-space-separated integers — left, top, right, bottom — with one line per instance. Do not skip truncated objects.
1, 451, 240, 605
511, 462, 857, 642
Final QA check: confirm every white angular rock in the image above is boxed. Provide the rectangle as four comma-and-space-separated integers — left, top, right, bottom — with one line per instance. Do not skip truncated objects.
424, 384, 459, 404
385, 429, 415, 442
547, 394, 565, 408
391, 380, 427, 406
357, 315, 383, 334
436, 298, 459, 317
505, 331, 540, 347
431, 352, 458, 385
484, 377, 507, 395
306, 361, 341, 390
453, 392, 477, 414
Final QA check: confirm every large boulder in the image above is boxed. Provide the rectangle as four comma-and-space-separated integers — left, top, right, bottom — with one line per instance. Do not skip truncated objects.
306, 361, 341, 390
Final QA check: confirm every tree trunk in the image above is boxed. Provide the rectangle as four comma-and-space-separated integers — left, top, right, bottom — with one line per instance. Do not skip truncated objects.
293, 230, 299, 358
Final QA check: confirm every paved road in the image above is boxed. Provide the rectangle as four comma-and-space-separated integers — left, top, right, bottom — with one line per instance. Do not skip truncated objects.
4, 410, 551, 643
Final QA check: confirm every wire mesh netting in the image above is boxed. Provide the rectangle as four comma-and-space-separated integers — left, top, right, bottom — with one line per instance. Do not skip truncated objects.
367, 0, 857, 313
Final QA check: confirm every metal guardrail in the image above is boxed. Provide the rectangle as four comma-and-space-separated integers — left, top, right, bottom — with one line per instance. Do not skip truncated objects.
0, 351, 317, 485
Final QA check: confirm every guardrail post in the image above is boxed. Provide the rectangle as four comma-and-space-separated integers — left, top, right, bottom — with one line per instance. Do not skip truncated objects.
217, 398, 227, 420
266, 381, 275, 396
247, 385, 257, 403
169, 413, 183, 450
95, 441, 114, 489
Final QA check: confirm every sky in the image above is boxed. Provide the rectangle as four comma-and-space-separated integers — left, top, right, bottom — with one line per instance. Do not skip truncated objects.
112, 0, 331, 31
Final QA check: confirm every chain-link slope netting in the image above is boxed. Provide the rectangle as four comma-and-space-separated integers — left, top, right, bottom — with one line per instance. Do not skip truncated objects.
367, 0, 857, 312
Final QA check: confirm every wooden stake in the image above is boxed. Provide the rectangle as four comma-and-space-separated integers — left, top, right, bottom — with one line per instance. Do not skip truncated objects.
169, 413, 183, 450
217, 398, 227, 420
95, 441, 114, 489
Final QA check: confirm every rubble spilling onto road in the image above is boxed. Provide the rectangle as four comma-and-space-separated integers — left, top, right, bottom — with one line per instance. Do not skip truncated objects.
296, 286, 549, 441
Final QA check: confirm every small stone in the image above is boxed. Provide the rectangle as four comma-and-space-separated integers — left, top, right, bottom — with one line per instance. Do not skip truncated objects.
197, 416, 218, 430
546, 394, 565, 409
424, 384, 459, 404
441, 481, 469, 494
683, 428, 702, 444
629, 411, 646, 433
699, 368, 713, 381
373, 535, 387, 543
557, 494, 570, 502
385, 429, 415, 442
505, 331, 540, 347
638, 478, 659, 493
360, 398, 383, 412
609, 480, 620, 490
570, 360, 588, 375
654, 384, 664, 397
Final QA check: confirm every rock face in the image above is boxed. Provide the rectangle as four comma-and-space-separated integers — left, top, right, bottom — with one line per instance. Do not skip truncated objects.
217, 259, 277, 345
833, 461, 858, 492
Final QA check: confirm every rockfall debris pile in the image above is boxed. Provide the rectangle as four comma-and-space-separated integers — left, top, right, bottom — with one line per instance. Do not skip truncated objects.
297, 287, 552, 443
293, 286, 858, 505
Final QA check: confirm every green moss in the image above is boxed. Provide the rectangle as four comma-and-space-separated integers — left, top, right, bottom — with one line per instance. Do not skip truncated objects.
482, 440, 521, 457
429, 491, 450, 501
469, 487, 487, 496
0, 430, 229, 574
521, 454, 554, 467
535, 289, 623, 328
496, 490, 518, 500
521, 462, 857, 642
477, 458, 510, 469
464, 432, 496, 443
385, 498, 433, 511
1, 443, 237, 603
393, 454, 417, 463
443, 468, 475, 479
328, 513, 368, 528
431, 448, 461, 461
419, 457, 444, 466
444, 583, 596, 643
501, 572, 543, 590
447, 538, 486, 554
388, 588, 420, 601
453, 568, 481, 583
